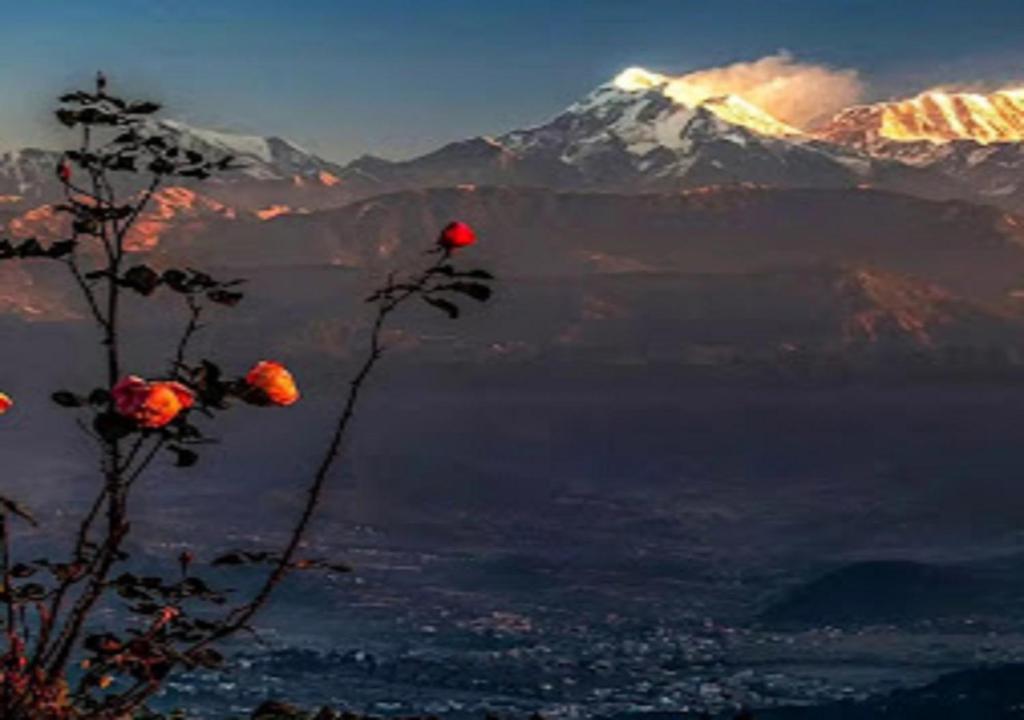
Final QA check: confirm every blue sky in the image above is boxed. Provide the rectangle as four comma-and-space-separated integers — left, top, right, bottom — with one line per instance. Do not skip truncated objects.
3, 0, 1024, 161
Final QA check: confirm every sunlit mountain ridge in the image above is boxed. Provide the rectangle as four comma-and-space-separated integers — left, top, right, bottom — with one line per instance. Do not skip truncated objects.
818, 88, 1024, 148
613, 66, 1024, 148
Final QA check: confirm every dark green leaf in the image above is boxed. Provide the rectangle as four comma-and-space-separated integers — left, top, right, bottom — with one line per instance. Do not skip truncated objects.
15, 238, 44, 258
112, 130, 139, 145
206, 289, 243, 307
55, 108, 78, 127
88, 388, 111, 406
106, 155, 137, 172
167, 445, 198, 468
185, 269, 216, 289
423, 296, 460, 319
51, 391, 84, 408
148, 157, 175, 175
122, 265, 162, 296
161, 269, 190, 293
93, 412, 136, 442
188, 647, 224, 668
441, 281, 492, 302
10, 563, 36, 579
72, 218, 98, 235
459, 269, 495, 280
46, 240, 77, 259
126, 101, 162, 115
15, 583, 46, 601
211, 552, 244, 566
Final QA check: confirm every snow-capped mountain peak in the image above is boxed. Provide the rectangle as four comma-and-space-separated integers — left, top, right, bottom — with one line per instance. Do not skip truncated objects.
607, 66, 803, 138
612, 66, 670, 91
155, 120, 300, 164
526, 80, 700, 159
503, 67, 804, 162
151, 119, 343, 182
491, 68, 864, 186
0, 119, 349, 209
320, 68, 938, 198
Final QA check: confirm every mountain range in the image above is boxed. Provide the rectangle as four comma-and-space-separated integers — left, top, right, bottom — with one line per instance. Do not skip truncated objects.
7, 71, 1024, 370
5, 70, 1024, 211
334, 71, 1024, 212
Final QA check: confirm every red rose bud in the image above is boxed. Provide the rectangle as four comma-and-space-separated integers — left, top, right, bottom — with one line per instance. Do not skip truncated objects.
57, 161, 71, 183
156, 606, 179, 626
438, 221, 476, 250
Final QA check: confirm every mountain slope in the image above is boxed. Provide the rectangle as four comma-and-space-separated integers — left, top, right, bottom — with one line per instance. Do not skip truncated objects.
0, 148, 64, 205
500, 265, 1024, 362
4, 186, 243, 251
161, 185, 1024, 303
755, 664, 1024, 720
7, 184, 1024, 369
242, 262, 1024, 370
759, 560, 996, 627
154, 120, 344, 183
11, 183, 1024, 306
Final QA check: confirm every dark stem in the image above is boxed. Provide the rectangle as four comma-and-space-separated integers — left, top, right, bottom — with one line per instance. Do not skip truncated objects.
41, 146, 164, 681
1, 513, 14, 714
27, 484, 107, 672
171, 295, 203, 377
112, 254, 450, 714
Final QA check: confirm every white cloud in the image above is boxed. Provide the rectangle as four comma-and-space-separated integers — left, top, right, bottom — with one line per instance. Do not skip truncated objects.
627, 52, 866, 129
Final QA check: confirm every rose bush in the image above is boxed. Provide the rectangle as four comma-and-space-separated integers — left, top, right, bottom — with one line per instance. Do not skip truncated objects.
0, 73, 493, 720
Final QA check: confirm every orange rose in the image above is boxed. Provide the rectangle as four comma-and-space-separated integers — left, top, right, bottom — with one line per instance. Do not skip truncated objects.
112, 376, 194, 428
244, 361, 299, 406
0, 393, 12, 415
